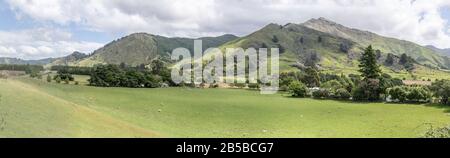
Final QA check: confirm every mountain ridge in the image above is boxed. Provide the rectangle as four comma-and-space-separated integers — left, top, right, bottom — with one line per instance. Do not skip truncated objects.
302, 17, 450, 69
2, 17, 449, 76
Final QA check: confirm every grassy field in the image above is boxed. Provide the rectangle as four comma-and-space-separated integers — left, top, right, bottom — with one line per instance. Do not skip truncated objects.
1, 76, 450, 138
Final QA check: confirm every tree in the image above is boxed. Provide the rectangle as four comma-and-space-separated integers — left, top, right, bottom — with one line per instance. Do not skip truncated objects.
119, 62, 127, 69
64, 77, 70, 84
88, 64, 124, 87
375, 50, 382, 59
388, 86, 431, 103
150, 59, 173, 85
352, 78, 382, 101
348, 74, 362, 86
54, 68, 74, 81
430, 80, 450, 105
288, 81, 308, 97
407, 87, 431, 102
399, 54, 408, 64
272, 35, 279, 43
339, 73, 354, 93
280, 71, 302, 90
138, 64, 146, 71
248, 83, 260, 89
150, 60, 165, 75
46, 74, 52, 82
312, 88, 330, 99
321, 80, 343, 92
88, 64, 166, 88
261, 43, 268, 48
358, 45, 381, 79
388, 86, 408, 102
29, 71, 41, 78
303, 67, 320, 87
55, 76, 61, 83
50, 66, 91, 75
355, 45, 383, 101
335, 88, 351, 100
385, 53, 394, 66
399, 53, 415, 71
304, 51, 320, 68
0, 64, 42, 72
340, 42, 351, 53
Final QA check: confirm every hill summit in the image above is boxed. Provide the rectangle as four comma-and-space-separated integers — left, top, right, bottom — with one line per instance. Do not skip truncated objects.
302, 17, 450, 69
70, 33, 238, 67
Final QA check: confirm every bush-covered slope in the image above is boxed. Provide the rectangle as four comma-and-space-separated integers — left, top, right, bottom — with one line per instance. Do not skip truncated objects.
73, 33, 238, 67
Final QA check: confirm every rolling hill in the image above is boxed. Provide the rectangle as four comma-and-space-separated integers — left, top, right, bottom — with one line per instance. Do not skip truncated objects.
0, 57, 54, 65
426, 45, 450, 57
72, 33, 238, 67
1, 51, 87, 66
45, 51, 88, 68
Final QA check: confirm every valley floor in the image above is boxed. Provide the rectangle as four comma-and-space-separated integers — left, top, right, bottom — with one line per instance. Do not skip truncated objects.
1, 77, 450, 138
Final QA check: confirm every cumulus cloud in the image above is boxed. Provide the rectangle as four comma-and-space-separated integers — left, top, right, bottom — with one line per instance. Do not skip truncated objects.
0, 28, 103, 59
4, 0, 450, 49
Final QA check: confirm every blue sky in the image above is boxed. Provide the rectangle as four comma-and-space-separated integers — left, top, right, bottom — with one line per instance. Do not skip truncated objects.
1, 0, 450, 59
441, 6, 450, 36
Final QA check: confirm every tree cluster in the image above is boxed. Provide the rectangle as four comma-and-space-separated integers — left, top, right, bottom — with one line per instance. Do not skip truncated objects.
388, 86, 431, 103
51, 66, 92, 75
88, 60, 172, 88
0, 64, 43, 74
430, 80, 450, 105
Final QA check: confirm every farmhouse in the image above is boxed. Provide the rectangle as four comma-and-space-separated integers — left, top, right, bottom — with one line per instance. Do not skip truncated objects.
402, 80, 432, 86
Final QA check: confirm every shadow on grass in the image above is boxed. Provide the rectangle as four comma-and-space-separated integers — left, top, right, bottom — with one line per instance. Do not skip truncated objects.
334, 99, 450, 112
424, 103, 450, 113
282, 95, 450, 112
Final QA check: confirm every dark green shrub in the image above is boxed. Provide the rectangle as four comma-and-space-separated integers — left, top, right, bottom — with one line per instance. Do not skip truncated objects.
335, 88, 351, 100
46, 74, 52, 82
388, 86, 431, 103
321, 80, 343, 91
406, 87, 431, 102
303, 67, 320, 87
211, 84, 219, 88
55, 76, 61, 83
288, 81, 308, 97
29, 71, 41, 79
352, 79, 382, 101
248, 83, 260, 89
388, 86, 408, 102
312, 88, 330, 99
234, 83, 246, 88
430, 80, 450, 105
64, 78, 70, 84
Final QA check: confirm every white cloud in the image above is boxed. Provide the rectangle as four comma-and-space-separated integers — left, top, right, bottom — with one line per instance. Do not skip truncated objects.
0, 46, 17, 55
4, 0, 450, 49
0, 28, 103, 59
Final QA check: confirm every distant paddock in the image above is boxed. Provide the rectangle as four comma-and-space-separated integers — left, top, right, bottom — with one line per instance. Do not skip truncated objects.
0, 70, 26, 78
